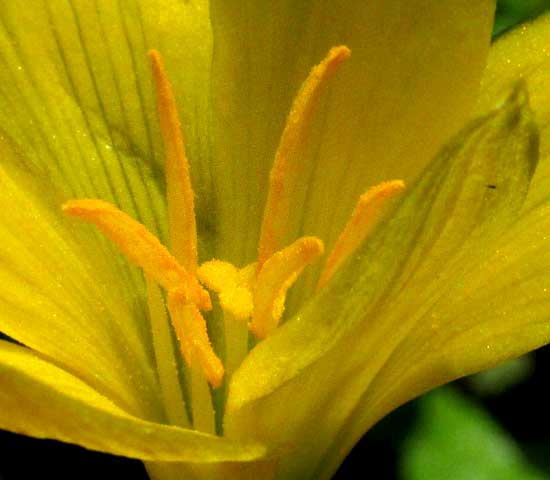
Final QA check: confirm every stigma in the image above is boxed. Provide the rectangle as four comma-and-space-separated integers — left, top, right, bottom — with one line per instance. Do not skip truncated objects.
62, 46, 404, 387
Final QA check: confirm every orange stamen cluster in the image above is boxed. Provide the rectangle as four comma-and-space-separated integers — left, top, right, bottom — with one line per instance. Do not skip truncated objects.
62, 46, 405, 390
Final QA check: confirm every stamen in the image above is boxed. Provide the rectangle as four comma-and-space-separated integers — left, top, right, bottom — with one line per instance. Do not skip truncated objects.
257, 46, 351, 267
251, 236, 324, 339
62, 199, 210, 311
317, 180, 405, 289
167, 290, 224, 389
197, 260, 255, 320
149, 49, 198, 272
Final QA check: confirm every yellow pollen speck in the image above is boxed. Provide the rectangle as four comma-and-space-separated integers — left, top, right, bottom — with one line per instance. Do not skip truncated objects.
257, 46, 351, 268
317, 180, 405, 289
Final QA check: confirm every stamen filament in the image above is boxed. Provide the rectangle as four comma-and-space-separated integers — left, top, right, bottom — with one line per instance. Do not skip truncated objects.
150, 50, 218, 433
257, 46, 351, 267
251, 236, 324, 339
145, 276, 189, 427
317, 180, 405, 289
62, 45, 372, 434
223, 311, 251, 381
150, 49, 198, 273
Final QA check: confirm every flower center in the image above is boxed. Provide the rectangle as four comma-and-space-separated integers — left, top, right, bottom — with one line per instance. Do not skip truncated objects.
62, 47, 404, 392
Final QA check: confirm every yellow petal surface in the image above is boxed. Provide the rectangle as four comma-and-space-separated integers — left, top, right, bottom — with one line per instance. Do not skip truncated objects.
0, 0, 212, 239
475, 11, 550, 212
0, 0, 216, 424
225, 91, 541, 479
0, 340, 265, 463
0, 144, 161, 419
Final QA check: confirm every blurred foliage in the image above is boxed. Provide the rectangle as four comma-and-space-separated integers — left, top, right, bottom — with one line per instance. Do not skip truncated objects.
468, 356, 535, 397
401, 388, 547, 480
494, 0, 550, 37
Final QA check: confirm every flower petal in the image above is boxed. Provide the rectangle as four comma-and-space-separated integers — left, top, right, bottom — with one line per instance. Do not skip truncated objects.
0, 0, 214, 420
0, 0, 212, 244
475, 11, 550, 213
0, 140, 162, 419
225, 87, 542, 479
0, 340, 265, 463
208, 0, 495, 275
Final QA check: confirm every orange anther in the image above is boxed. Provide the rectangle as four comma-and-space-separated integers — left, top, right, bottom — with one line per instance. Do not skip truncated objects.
257, 46, 351, 267
168, 290, 224, 388
318, 180, 405, 289
251, 236, 324, 339
150, 49, 198, 273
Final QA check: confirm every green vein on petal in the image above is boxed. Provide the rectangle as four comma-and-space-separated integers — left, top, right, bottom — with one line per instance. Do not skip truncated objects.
0, 340, 266, 463
225, 85, 540, 480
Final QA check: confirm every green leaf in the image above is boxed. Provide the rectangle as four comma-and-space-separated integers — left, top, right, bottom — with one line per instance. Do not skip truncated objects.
401, 387, 548, 480
493, 0, 550, 37
468, 355, 534, 396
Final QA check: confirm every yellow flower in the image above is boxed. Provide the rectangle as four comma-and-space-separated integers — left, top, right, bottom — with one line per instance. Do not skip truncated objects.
1, 1, 550, 479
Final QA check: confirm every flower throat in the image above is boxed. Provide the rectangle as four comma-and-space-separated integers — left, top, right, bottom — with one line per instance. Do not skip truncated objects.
62, 46, 404, 428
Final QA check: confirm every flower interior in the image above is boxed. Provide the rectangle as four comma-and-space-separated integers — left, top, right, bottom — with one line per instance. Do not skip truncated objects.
62, 46, 405, 433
